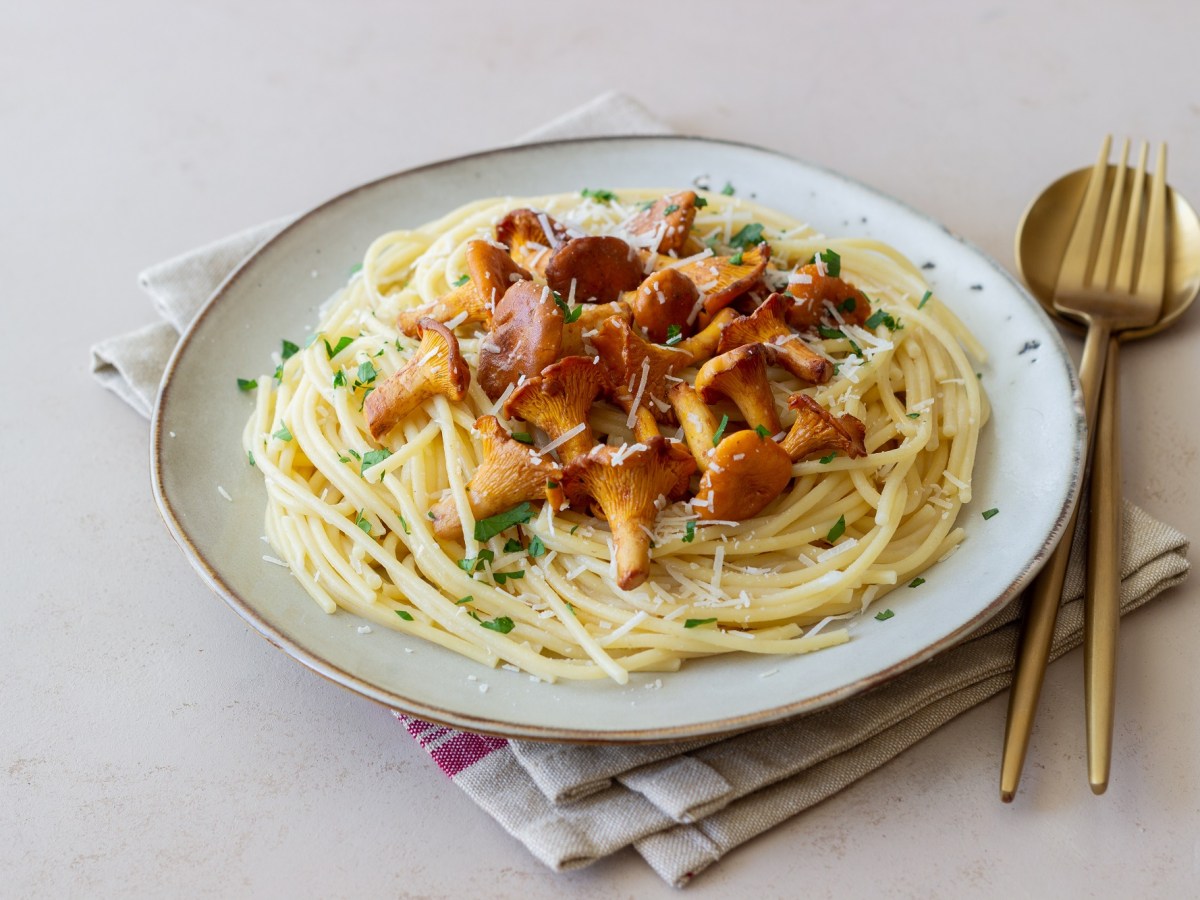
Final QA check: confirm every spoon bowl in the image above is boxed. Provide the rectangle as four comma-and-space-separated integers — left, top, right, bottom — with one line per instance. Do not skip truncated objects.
1015, 164, 1200, 338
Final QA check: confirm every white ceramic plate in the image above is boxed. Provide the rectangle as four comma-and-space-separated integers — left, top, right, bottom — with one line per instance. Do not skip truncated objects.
152, 136, 1084, 741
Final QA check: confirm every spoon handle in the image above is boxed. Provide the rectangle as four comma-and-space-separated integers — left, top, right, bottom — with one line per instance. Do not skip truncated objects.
1000, 319, 1107, 801
1085, 336, 1121, 794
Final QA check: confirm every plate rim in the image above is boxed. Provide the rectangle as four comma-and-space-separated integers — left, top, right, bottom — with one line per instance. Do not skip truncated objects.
151, 134, 1086, 742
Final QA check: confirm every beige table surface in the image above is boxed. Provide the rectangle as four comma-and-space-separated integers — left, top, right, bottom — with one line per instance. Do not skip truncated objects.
4, 1, 1199, 896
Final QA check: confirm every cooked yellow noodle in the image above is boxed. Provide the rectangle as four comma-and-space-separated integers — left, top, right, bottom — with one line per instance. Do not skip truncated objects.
244, 189, 988, 683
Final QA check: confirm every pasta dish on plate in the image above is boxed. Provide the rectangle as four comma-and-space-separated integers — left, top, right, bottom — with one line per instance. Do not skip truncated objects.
240, 187, 988, 684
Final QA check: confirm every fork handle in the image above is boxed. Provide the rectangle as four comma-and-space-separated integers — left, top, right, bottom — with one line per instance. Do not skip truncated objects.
999, 317, 1109, 801
1086, 336, 1121, 794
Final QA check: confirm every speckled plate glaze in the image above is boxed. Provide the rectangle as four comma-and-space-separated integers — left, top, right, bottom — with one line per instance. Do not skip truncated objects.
152, 136, 1084, 742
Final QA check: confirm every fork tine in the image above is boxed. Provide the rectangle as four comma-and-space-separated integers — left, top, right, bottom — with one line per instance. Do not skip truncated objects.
1056, 135, 1112, 294
1138, 143, 1169, 301
1091, 138, 1130, 288
1113, 142, 1149, 294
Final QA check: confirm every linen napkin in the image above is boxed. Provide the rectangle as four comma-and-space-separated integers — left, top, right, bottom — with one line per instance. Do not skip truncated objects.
93, 92, 1191, 888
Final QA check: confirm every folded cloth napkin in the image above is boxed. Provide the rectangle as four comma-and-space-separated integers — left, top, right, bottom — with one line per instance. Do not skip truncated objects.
93, 92, 1191, 888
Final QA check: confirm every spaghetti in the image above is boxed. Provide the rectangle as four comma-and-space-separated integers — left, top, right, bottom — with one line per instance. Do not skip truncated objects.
243, 189, 988, 684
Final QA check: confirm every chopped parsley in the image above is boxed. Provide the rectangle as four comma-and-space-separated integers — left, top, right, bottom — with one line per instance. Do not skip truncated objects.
427, 510, 435, 520
720, 181, 735, 196
729, 250, 744, 266
503, 538, 524, 553
564, 601, 577, 616
729, 222, 765, 248
480, 616, 515, 634
493, 570, 525, 585
452, 273, 470, 287
332, 369, 347, 388
909, 578, 925, 588
349, 263, 363, 276
395, 609, 414, 621
457, 549, 495, 573
664, 203, 680, 215
473, 502, 533, 542
874, 609, 895, 621
324, 336, 353, 359
281, 339, 300, 361
810, 249, 841, 277
684, 618, 718, 629
528, 535, 547, 558
665, 324, 683, 346
865, 308, 901, 331
398, 515, 410, 535
248, 451, 255, 467
580, 188, 617, 203
551, 291, 583, 324
568, 524, 580, 536
360, 447, 392, 478
819, 451, 837, 464
755, 424, 771, 439
272, 424, 293, 442
818, 325, 846, 340
712, 413, 729, 446
355, 361, 378, 386
907, 412, 921, 419
355, 510, 372, 534
982, 508, 999, 520
237, 377, 257, 391
683, 520, 696, 543
826, 514, 846, 543
694, 197, 708, 208
918, 290, 932, 309
838, 297, 857, 314
510, 431, 533, 444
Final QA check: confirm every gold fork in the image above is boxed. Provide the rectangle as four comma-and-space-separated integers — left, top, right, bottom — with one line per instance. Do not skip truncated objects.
1000, 137, 1168, 800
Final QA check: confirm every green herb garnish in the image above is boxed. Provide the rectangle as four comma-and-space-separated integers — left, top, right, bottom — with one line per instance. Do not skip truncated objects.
552, 291, 583, 324
273, 424, 292, 442
810, 249, 841, 277
493, 570, 525, 585
865, 308, 900, 331
665, 324, 683, 346
729, 251, 744, 266
360, 447, 392, 478
456, 595, 475, 605
838, 297, 857, 313
982, 508, 999, 520
503, 538, 524, 553
237, 377, 258, 391
457, 549, 495, 573
683, 520, 696, 543
395, 609, 414, 621
918, 290, 932, 309
818, 325, 846, 341
332, 369, 346, 388
356, 361, 378, 386
819, 452, 836, 464
720, 182, 735, 196
826, 514, 846, 543
694, 197, 708, 208
398, 515, 410, 535
907, 412, 921, 419
684, 618, 718, 629
528, 535, 546, 558
355, 510, 372, 534
712, 414, 729, 446
510, 432, 533, 444
755, 424, 771, 439
349, 263, 363, 276
248, 451, 255, 467
909, 578, 925, 588
452, 273, 470, 287
581, 188, 617, 203
664, 203, 680, 215
729, 222, 764, 248
325, 336, 353, 359
281, 339, 300, 360
874, 609, 895, 621
473, 502, 533, 542
480, 616, 515, 634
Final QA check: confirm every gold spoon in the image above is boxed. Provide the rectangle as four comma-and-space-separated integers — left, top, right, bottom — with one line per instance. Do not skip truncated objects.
1006, 160, 1200, 799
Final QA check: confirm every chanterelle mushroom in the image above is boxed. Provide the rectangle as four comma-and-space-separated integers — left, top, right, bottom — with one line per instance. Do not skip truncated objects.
477, 280, 564, 401
545, 235, 645, 303
364, 318, 470, 439
717, 293, 833, 384
784, 263, 871, 329
429, 416, 564, 540
626, 268, 700, 344
675, 243, 770, 316
694, 344, 781, 435
781, 393, 867, 462
396, 241, 529, 337
625, 191, 699, 256
693, 429, 794, 521
496, 208, 571, 276
667, 382, 720, 471
591, 316, 691, 424
504, 356, 608, 464
671, 307, 738, 367
563, 437, 695, 590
